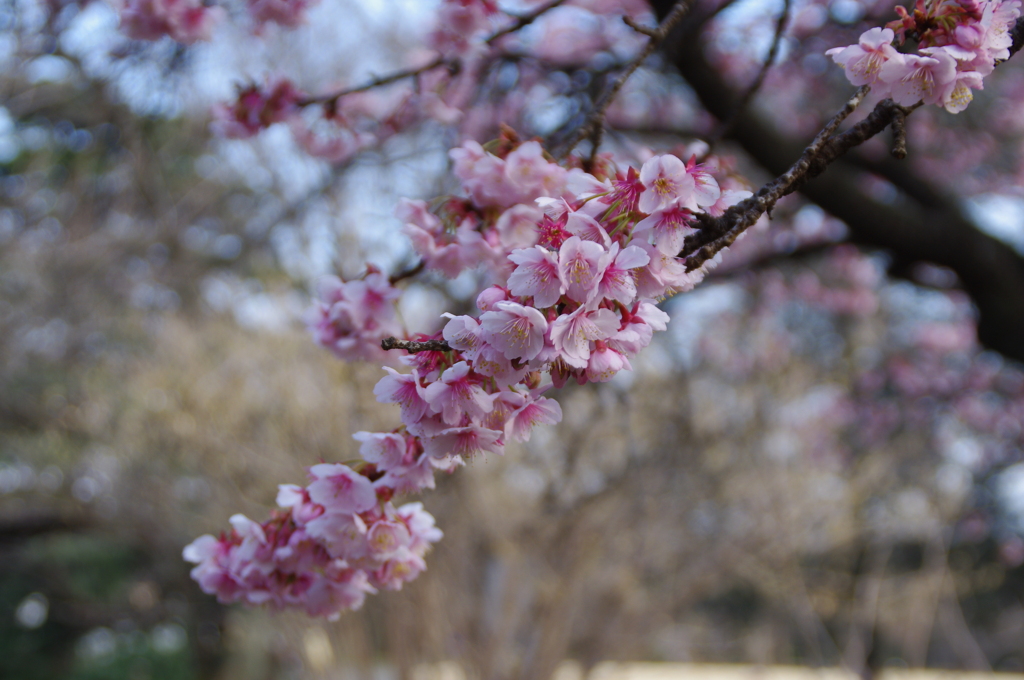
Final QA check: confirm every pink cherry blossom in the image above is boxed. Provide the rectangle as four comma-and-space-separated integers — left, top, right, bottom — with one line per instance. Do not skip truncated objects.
939, 70, 985, 112
423, 424, 504, 460
586, 343, 633, 382
423, 361, 494, 425
496, 204, 543, 250
638, 155, 696, 214
399, 502, 444, 550
353, 431, 407, 470
211, 80, 303, 138
373, 367, 430, 423
430, 0, 497, 56
480, 301, 549, 360
633, 205, 698, 256
118, 0, 223, 43
880, 49, 958, 106
483, 390, 527, 431
559, 236, 606, 303
304, 512, 369, 560
596, 243, 650, 304
470, 344, 531, 387
826, 27, 901, 89
549, 306, 621, 368
306, 463, 378, 515
247, 0, 318, 28
565, 210, 612, 246
633, 241, 696, 298
476, 286, 510, 311
366, 519, 412, 560
607, 316, 653, 356
688, 164, 721, 209
302, 571, 376, 618
442, 314, 485, 359
505, 393, 563, 441
707, 189, 753, 218
503, 141, 567, 199
599, 167, 644, 219
309, 273, 402, 363
508, 246, 565, 308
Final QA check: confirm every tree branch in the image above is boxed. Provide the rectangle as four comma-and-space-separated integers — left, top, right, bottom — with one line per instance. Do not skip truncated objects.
648, 0, 1024, 361
381, 337, 451, 353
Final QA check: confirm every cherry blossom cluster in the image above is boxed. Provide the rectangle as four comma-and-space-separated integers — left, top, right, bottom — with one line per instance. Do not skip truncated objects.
211, 79, 304, 139
308, 270, 403, 364
185, 138, 751, 617
184, 478, 442, 619
114, 0, 319, 40
123, 0, 657, 164
827, 0, 1020, 112
115, 0, 224, 44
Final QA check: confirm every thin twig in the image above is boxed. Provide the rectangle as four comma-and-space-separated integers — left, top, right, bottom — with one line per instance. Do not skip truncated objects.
298, 0, 570, 108
488, 0, 569, 44
710, 0, 792, 145
381, 337, 451, 353
559, 0, 696, 164
388, 260, 425, 285
298, 56, 450, 106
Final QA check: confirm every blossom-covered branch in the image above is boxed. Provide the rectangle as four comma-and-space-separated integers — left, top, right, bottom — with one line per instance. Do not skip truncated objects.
184, 131, 756, 618
180, 0, 1024, 622
676, 0, 1022, 271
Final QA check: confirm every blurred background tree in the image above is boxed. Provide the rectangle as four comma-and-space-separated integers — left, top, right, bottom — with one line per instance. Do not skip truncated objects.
2, 1, 1024, 679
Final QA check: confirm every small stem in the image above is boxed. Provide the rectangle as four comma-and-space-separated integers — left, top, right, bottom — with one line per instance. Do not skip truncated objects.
488, 0, 569, 44
891, 107, 908, 160
381, 337, 451, 353
389, 261, 425, 285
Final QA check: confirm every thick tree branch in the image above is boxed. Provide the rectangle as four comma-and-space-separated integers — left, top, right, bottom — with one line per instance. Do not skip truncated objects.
648, 0, 1024, 362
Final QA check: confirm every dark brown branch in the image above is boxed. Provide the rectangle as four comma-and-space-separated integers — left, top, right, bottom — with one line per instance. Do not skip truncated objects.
381, 337, 451, 353
559, 0, 696, 163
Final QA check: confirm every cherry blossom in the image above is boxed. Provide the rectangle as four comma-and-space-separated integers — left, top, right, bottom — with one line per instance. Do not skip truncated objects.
479, 301, 548, 361
638, 154, 695, 214
880, 49, 958, 106
825, 27, 901, 89
507, 246, 565, 308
